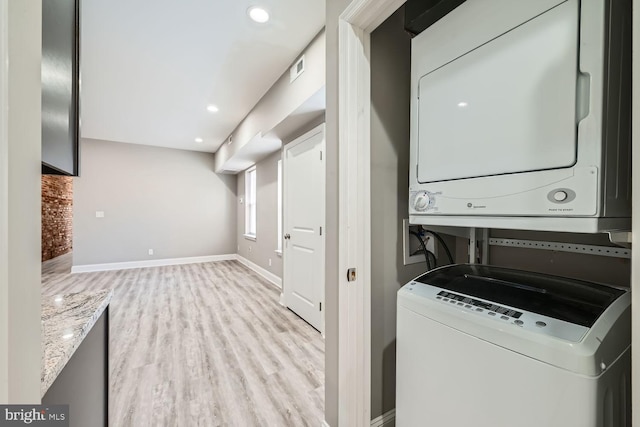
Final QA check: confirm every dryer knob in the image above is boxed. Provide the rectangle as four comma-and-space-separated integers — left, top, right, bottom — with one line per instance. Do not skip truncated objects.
414, 194, 428, 210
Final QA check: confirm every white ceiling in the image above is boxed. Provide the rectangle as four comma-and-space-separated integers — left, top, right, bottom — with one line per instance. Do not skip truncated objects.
80, 0, 325, 153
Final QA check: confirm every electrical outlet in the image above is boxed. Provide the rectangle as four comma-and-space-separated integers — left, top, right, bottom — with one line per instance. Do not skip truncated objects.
402, 219, 436, 266
237, 245, 240, 251
268, 258, 272, 266
95, 211, 104, 218
239, 197, 243, 204
249, 246, 252, 253
148, 249, 154, 255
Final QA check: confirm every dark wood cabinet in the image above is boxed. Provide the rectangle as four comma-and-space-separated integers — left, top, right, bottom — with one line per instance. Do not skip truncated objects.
42, 0, 80, 176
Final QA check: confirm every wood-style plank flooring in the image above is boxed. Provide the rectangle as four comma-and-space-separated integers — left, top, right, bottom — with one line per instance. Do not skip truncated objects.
42, 253, 324, 426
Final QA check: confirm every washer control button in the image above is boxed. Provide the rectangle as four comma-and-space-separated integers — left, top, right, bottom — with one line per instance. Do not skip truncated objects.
536, 321, 547, 327
488, 312, 496, 316
553, 191, 568, 202
500, 316, 509, 320
514, 320, 524, 326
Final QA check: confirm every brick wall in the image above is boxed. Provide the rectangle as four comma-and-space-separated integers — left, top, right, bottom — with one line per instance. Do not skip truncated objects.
42, 176, 73, 261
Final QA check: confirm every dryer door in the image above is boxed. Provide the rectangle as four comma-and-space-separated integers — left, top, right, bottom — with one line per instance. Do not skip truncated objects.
416, 0, 579, 184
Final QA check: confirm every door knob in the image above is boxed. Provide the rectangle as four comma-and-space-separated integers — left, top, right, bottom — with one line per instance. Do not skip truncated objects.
284, 233, 291, 240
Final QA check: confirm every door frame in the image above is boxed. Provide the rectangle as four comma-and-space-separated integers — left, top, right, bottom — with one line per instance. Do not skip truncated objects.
337, 0, 406, 425
282, 123, 326, 334
0, 0, 9, 402
632, 1, 640, 425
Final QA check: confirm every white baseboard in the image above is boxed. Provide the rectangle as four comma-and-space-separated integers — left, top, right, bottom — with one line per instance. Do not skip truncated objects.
71, 254, 237, 273
320, 409, 395, 427
371, 409, 395, 427
235, 255, 282, 289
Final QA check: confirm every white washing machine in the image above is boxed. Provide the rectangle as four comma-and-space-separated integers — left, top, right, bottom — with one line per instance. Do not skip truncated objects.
396, 264, 631, 427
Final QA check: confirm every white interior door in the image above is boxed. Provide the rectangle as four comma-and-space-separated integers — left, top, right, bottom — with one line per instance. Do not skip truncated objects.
283, 124, 325, 332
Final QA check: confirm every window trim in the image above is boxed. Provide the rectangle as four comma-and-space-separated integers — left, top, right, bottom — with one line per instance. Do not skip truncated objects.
277, 159, 283, 252
244, 166, 257, 238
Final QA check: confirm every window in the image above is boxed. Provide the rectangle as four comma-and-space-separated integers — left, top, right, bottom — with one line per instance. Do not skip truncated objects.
245, 166, 257, 239
276, 160, 282, 254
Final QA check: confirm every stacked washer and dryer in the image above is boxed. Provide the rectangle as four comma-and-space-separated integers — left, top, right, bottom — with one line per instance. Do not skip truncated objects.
397, 0, 632, 425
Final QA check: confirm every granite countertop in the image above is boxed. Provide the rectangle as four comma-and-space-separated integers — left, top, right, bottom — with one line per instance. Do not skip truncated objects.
41, 290, 113, 397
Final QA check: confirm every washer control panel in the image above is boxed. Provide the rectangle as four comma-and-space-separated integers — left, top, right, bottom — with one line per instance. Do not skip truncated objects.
401, 282, 589, 342
436, 291, 523, 319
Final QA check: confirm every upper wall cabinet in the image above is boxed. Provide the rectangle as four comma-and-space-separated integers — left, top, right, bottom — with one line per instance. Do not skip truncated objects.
42, 0, 80, 176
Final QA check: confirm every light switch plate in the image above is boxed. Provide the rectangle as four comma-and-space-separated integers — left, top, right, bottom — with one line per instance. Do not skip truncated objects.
96, 211, 104, 218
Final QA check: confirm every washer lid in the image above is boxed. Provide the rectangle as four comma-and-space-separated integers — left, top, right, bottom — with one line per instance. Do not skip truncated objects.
415, 264, 626, 327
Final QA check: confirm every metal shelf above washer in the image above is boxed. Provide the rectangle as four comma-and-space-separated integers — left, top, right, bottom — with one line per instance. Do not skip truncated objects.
489, 238, 631, 259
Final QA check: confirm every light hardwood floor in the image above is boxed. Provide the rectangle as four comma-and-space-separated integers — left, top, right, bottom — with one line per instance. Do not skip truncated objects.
42, 254, 324, 426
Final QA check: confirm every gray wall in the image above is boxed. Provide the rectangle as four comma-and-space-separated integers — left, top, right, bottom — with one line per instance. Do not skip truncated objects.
0, 0, 42, 403
235, 118, 328, 282
326, 0, 351, 424
73, 139, 237, 266
237, 151, 283, 279
488, 229, 630, 287
215, 29, 326, 172
370, 7, 425, 419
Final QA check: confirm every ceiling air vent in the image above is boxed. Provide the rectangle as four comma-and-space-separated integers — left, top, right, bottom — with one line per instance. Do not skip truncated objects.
290, 55, 305, 83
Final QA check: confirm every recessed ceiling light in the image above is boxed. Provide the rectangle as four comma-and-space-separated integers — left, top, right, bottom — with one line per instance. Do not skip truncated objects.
248, 6, 270, 23
195, 137, 204, 143
207, 104, 219, 113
